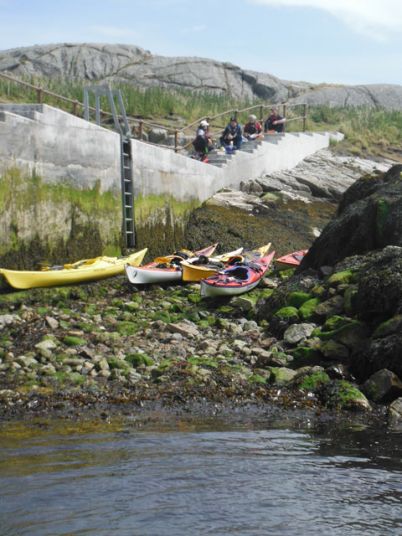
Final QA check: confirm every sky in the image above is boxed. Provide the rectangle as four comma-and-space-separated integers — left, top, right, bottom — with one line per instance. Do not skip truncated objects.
1, 0, 402, 86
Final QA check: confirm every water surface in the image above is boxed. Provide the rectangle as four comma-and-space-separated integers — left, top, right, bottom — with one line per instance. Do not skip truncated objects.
1, 416, 401, 535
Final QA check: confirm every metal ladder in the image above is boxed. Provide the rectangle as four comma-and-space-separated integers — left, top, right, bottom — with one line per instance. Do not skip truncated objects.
121, 136, 135, 248
83, 85, 135, 248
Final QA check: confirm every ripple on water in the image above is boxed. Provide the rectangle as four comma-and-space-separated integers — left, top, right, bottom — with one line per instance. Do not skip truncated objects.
0, 420, 402, 536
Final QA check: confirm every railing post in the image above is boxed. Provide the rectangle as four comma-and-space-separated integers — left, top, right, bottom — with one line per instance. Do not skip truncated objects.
174, 130, 179, 153
259, 105, 264, 122
36, 88, 43, 104
233, 110, 238, 120
282, 103, 287, 119
139, 120, 143, 140
303, 104, 307, 131
72, 100, 79, 115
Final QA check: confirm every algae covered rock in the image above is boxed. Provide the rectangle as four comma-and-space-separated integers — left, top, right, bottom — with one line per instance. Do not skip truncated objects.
299, 298, 320, 321
270, 306, 299, 337
320, 380, 371, 411
355, 246, 402, 319
300, 164, 402, 270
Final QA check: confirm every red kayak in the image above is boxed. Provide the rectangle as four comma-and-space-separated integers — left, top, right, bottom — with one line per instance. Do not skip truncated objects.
275, 249, 307, 269
200, 251, 275, 297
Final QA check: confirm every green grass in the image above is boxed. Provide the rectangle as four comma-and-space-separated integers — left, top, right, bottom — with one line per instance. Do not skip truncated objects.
2, 75, 402, 156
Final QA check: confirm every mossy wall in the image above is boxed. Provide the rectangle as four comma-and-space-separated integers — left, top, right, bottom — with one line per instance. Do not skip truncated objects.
134, 194, 200, 259
0, 167, 122, 269
0, 167, 201, 268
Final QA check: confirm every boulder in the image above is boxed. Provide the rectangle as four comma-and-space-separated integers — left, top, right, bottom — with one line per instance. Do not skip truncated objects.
301, 165, 402, 270
283, 323, 316, 345
388, 398, 402, 421
363, 369, 402, 403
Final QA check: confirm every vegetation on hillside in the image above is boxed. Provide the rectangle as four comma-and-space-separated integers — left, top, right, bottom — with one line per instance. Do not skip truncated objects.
1, 75, 402, 159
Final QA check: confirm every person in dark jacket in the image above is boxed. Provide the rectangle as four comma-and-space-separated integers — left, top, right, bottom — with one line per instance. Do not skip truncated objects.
243, 114, 263, 140
220, 116, 243, 151
264, 107, 286, 133
192, 119, 214, 161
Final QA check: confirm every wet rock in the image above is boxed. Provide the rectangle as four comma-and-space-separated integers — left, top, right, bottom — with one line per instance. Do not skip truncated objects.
0, 314, 20, 328
301, 165, 402, 269
314, 295, 344, 318
325, 363, 354, 380
388, 398, 402, 421
354, 333, 402, 380
319, 340, 350, 362
269, 367, 297, 386
41, 363, 56, 375
167, 320, 200, 339
283, 323, 316, 345
45, 316, 59, 329
363, 369, 402, 403
35, 339, 58, 358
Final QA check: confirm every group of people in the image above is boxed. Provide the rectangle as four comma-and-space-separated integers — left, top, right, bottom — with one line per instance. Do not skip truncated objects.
192, 107, 286, 161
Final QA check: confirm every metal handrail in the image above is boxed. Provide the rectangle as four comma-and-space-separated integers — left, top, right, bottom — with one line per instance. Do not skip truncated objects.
0, 71, 309, 152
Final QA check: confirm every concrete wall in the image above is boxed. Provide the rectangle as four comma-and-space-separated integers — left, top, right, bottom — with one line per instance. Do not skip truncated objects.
131, 131, 342, 203
0, 103, 340, 203
0, 104, 340, 265
0, 104, 121, 192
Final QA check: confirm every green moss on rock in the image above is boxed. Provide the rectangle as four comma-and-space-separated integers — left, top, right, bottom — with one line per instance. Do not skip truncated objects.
288, 291, 313, 308
299, 298, 320, 321
327, 270, 355, 286
63, 335, 86, 347
125, 353, 154, 368
299, 370, 330, 391
373, 315, 402, 339
274, 306, 299, 321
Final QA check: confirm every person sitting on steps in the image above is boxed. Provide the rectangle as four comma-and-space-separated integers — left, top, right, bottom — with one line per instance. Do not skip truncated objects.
220, 116, 243, 152
243, 114, 263, 141
192, 119, 214, 161
264, 107, 286, 133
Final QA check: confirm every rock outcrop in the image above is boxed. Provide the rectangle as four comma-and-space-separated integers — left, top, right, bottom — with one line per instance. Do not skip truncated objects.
300, 164, 402, 269
2, 43, 402, 108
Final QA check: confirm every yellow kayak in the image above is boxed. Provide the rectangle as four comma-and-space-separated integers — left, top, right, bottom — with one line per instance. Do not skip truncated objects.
0, 248, 148, 290
181, 247, 244, 282
181, 244, 270, 282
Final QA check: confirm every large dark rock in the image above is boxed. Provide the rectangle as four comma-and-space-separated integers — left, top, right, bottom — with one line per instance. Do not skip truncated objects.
300, 165, 402, 270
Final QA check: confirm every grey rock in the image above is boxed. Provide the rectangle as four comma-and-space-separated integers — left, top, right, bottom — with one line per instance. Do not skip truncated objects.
388, 398, 402, 421
363, 369, 402, 403
0, 314, 20, 328
314, 295, 344, 318
45, 316, 59, 329
3, 44, 402, 109
205, 190, 268, 213
167, 320, 200, 339
148, 128, 169, 144
40, 363, 56, 375
35, 339, 57, 358
231, 297, 255, 313
283, 323, 316, 345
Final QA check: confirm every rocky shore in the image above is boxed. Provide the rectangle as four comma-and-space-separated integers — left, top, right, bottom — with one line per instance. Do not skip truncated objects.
2, 157, 402, 426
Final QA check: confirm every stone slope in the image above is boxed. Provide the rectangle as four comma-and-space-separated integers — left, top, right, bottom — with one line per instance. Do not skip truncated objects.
2, 43, 402, 107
